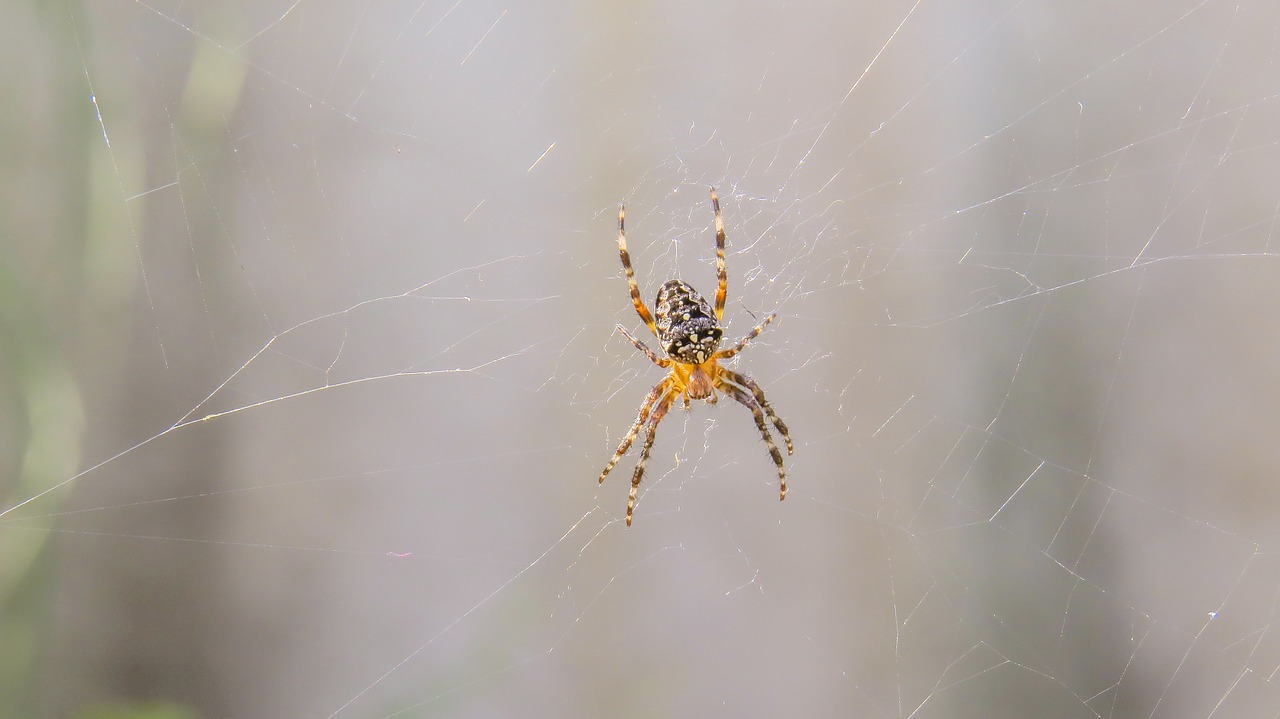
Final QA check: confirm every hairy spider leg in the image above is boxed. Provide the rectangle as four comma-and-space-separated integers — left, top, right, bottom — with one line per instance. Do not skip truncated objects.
719, 383, 788, 500
618, 204, 658, 336
714, 313, 778, 362
617, 324, 670, 368
628, 388, 676, 525
710, 188, 728, 322
599, 378, 673, 486
720, 368, 793, 455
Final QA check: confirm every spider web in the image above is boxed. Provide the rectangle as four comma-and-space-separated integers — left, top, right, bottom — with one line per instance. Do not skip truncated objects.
4, 1, 1280, 717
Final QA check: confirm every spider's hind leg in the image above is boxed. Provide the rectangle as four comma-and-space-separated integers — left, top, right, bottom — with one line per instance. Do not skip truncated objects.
721, 368, 793, 455
628, 390, 676, 526
599, 379, 671, 486
720, 383, 788, 501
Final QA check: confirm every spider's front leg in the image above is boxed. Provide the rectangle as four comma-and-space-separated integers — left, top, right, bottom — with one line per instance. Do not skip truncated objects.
618, 204, 658, 335
710, 187, 728, 322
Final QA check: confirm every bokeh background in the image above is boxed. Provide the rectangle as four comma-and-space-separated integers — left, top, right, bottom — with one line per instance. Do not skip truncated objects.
4, 1, 1280, 717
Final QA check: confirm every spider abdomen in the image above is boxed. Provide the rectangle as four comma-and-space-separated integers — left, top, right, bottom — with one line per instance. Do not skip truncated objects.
655, 279, 723, 364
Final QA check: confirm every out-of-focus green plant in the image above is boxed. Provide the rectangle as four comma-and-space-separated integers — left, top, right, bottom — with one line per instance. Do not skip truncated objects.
0, 1, 137, 715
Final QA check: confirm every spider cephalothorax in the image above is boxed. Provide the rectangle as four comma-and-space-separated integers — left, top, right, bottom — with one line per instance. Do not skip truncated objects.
598, 188, 793, 526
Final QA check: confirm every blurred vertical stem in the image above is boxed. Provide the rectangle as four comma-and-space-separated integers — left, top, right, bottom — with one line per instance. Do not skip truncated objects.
0, 1, 143, 715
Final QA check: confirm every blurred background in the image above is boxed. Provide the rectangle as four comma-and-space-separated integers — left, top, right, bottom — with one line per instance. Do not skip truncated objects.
4, 1, 1280, 717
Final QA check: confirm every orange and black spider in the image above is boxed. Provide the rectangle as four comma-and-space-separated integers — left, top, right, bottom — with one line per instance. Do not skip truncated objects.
599, 187, 793, 526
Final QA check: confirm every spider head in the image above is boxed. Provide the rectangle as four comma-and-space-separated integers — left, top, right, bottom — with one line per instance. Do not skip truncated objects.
655, 279, 723, 364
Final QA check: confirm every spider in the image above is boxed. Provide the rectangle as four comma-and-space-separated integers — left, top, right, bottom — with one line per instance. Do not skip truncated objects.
599, 187, 793, 526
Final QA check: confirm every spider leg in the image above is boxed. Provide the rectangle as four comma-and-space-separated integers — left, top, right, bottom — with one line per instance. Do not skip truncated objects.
710, 187, 728, 322
720, 368, 793, 455
719, 382, 788, 501
617, 324, 671, 368
714, 312, 778, 361
618, 204, 658, 336
628, 388, 676, 526
599, 378, 673, 486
